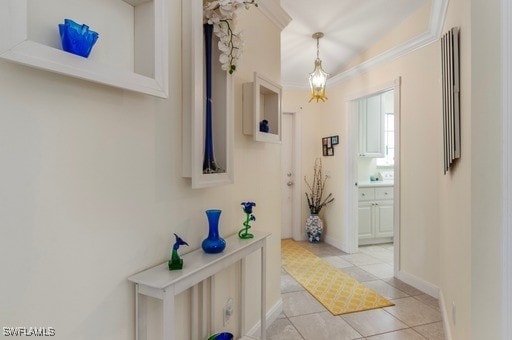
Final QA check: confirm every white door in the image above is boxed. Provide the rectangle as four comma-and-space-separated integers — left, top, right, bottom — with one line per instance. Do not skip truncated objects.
281, 113, 294, 239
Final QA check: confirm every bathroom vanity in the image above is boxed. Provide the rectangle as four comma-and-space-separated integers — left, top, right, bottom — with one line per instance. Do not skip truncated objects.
357, 182, 394, 245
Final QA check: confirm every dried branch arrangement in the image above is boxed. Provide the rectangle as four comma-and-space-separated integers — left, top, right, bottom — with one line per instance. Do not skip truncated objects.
304, 158, 334, 214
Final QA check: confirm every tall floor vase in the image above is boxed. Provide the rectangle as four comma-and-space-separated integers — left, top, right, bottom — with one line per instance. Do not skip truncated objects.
203, 24, 222, 174
305, 214, 323, 243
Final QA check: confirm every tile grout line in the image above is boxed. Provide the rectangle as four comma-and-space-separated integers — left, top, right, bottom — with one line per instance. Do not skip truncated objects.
284, 315, 306, 340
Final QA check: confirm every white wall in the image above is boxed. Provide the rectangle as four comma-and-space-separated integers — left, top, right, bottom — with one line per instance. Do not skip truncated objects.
470, 0, 503, 338
0, 2, 283, 339
437, 0, 472, 338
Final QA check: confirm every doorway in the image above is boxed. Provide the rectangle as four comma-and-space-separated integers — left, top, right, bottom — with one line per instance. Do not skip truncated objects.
344, 78, 401, 276
281, 110, 302, 240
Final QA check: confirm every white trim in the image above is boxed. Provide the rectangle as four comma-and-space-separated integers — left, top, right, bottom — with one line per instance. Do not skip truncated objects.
393, 78, 402, 276
438, 290, 454, 340
343, 98, 359, 254
502, 0, 512, 338
344, 78, 401, 265
292, 109, 304, 241
429, 0, 450, 38
282, 81, 308, 91
280, 109, 304, 241
324, 235, 346, 252
282, 0, 449, 89
246, 298, 283, 337
395, 270, 439, 299
345, 80, 397, 102
328, 32, 436, 87
257, 0, 292, 31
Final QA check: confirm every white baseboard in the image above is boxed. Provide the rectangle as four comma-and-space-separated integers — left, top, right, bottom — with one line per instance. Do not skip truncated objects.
246, 298, 282, 337
438, 289, 453, 340
395, 270, 439, 298
324, 235, 349, 253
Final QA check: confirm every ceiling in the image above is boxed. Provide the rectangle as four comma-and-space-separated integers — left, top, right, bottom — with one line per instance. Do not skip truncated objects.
281, 0, 429, 88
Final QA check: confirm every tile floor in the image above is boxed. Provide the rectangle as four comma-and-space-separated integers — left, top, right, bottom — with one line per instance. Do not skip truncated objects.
268, 242, 445, 340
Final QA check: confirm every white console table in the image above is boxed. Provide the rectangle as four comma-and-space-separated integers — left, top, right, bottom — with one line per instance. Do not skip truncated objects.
128, 231, 270, 340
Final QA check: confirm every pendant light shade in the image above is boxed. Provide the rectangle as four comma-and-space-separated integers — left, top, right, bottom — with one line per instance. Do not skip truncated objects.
308, 32, 329, 103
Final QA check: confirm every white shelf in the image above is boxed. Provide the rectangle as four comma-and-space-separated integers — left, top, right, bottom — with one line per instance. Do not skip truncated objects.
243, 72, 282, 143
0, 0, 168, 98
128, 231, 270, 340
181, 0, 234, 189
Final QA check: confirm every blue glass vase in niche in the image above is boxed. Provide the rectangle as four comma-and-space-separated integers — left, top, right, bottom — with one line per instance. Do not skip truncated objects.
201, 209, 226, 254
202, 24, 224, 174
59, 19, 99, 58
208, 332, 233, 340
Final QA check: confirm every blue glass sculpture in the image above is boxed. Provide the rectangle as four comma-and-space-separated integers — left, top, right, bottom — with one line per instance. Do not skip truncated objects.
259, 119, 269, 133
59, 19, 99, 58
168, 234, 188, 271
208, 332, 233, 340
201, 209, 226, 254
238, 202, 256, 239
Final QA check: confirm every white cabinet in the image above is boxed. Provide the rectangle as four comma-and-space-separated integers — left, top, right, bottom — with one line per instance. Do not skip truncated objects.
358, 93, 385, 157
358, 186, 393, 245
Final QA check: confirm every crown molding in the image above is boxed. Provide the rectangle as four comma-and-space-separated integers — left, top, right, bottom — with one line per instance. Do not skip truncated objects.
283, 81, 309, 91
257, 0, 292, 31
282, 0, 449, 89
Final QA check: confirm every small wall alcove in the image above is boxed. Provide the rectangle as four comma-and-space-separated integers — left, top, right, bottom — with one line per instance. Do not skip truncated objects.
243, 72, 282, 143
0, 0, 168, 97
181, 0, 234, 189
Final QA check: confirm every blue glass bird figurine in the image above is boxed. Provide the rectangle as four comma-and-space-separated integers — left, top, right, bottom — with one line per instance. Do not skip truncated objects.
169, 233, 189, 270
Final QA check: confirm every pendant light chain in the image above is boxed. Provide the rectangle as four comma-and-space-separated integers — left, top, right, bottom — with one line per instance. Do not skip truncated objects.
316, 37, 320, 59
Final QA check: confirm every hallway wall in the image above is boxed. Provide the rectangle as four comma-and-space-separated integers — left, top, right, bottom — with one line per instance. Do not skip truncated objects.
284, 0, 508, 338
0, 2, 283, 339
469, 0, 504, 338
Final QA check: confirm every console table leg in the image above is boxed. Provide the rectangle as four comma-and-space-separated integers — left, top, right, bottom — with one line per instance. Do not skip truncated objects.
240, 258, 246, 336
261, 242, 267, 340
163, 288, 175, 340
136, 284, 148, 340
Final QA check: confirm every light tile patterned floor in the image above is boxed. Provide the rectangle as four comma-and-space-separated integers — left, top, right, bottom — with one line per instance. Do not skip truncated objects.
268, 242, 446, 340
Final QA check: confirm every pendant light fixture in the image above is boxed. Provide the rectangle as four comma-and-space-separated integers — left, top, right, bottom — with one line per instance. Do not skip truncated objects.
308, 32, 329, 103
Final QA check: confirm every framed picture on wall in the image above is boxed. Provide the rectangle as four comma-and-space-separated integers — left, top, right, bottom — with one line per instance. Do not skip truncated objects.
331, 135, 339, 145
323, 145, 328, 156
327, 147, 334, 156
322, 137, 329, 146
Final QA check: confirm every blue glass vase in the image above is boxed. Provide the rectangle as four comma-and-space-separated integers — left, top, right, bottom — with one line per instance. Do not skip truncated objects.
203, 24, 223, 174
58, 19, 99, 58
208, 332, 233, 340
202, 209, 226, 254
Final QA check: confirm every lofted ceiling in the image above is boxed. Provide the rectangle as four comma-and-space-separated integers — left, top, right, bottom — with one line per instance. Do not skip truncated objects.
281, 0, 429, 88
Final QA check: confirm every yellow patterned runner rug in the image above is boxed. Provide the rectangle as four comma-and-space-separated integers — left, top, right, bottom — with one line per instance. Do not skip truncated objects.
282, 239, 394, 315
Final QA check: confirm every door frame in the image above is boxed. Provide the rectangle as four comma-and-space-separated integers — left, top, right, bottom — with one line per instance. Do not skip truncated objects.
344, 77, 401, 276
282, 110, 303, 241
501, 0, 512, 337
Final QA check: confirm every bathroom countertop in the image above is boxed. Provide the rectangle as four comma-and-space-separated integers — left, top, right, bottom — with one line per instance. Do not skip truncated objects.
358, 181, 394, 188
